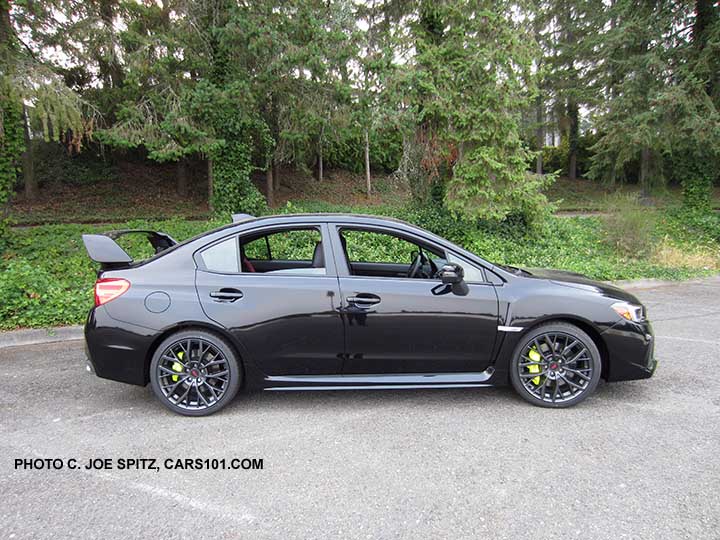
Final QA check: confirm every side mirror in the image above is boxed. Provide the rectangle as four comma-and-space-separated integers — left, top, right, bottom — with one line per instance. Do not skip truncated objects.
439, 263, 464, 285
439, 263, 468, 296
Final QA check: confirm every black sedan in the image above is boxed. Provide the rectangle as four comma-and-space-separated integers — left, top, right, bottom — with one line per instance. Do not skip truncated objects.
82, 213, 656, 416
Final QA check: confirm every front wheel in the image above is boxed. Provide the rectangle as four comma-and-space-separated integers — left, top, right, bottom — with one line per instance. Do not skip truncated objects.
149, 330, 241, 416
509, 323, 601, 408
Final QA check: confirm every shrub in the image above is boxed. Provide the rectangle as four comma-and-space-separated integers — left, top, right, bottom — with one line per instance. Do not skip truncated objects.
27, 141, 118, 188
600, 193, 657, 257
542, 140, 569, 175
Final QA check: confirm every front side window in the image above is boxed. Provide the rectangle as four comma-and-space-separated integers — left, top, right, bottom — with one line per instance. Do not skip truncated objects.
446, 252, 486, 283
340, 228, 443, 279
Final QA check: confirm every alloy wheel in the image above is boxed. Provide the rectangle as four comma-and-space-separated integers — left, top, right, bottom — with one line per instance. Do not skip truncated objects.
517, 331, 595, 404
157, 338, 230, 411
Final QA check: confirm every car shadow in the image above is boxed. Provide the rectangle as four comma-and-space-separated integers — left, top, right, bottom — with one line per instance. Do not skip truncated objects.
223, 385, 520, 415
93, 377, 656, 418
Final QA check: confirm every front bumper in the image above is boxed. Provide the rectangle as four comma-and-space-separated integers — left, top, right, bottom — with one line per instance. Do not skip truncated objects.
601, 318, 656, 381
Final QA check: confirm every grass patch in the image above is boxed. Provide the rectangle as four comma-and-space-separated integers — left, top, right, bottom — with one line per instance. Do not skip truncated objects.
1, 204, 718, 330
546, 176, 720, 212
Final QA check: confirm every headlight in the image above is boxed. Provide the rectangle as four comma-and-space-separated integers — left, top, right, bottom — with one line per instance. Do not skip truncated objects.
611, 301, 646, 322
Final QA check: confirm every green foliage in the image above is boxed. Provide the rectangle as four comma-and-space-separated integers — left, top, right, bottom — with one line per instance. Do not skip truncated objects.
323, 127, 402, 174
587, 1, 720, 195
29, 141, 118, 187
542, 141, 569, 175
660, 206, 720, 245
600, 193, 656, 257
0, 90, 24, 246
392, 1, 548, 225
245, 229, 322, 261
211, 137, 267, 218
0, 219, 214, 330
541, 133, 599, 178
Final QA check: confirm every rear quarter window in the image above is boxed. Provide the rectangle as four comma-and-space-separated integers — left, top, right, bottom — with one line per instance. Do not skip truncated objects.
200, 237, 239, 273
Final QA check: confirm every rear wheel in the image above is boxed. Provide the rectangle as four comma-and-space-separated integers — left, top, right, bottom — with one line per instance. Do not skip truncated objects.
149, 330, 241, 416
509, 322, 601, 408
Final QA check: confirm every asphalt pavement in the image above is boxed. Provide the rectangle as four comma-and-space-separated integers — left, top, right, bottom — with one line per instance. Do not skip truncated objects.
2, 277, 720, 539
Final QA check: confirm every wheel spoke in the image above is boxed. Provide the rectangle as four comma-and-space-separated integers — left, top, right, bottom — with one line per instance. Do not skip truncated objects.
532, 339, 548, 360
537, 376, 549, 399
559, 373, 584, 391
565, 348, 588, 365
163, 375, 189, 394
203, 358, 226, 369
545, 334, 557, 353
520, 370, 547, 379
560, 339, 579, 356
563, 367, 591, 381
204, 381, 221, 401
197, 383, 210, 406
175, 382, 192, 405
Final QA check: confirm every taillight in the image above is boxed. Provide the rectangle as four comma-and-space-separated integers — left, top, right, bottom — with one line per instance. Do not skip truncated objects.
94, 278, 130, 306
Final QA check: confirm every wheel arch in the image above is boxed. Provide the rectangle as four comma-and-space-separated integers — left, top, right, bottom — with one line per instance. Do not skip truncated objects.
144, 321, 249, 386
516, 316, 610, 381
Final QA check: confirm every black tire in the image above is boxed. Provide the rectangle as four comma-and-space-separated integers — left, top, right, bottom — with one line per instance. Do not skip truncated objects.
509, 322, 601, 408
149, 329, 241, 416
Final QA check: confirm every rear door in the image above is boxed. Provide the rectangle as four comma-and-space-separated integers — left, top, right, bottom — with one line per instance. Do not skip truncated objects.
194, 223, 345, 376
330, 225, 499, 374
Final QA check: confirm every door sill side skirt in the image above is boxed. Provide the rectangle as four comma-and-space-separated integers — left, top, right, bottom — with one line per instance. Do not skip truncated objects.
264, 368, 495, 389
266, 383, 494, 391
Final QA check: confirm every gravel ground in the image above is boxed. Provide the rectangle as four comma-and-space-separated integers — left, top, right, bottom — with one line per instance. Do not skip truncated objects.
1, 277, 719, 539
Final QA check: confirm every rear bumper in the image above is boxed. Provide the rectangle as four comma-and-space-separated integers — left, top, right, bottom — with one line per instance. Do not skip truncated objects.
85, 307, 155, 386
600, 318, 656, 381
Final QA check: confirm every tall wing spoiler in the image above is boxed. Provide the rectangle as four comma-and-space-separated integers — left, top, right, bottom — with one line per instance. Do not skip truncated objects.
82, 230, 178, 269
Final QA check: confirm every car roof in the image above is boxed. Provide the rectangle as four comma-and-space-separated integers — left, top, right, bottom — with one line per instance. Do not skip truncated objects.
234, 213, 416, 227
193, 213, 426, 242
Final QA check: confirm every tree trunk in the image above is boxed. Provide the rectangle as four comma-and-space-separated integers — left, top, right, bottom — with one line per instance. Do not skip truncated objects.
639, 147, 652, 197
266, 161, 274, 207
176, 159, 188, 197
317, 126, 324, 182
0, 0, 11, 46
22, 106, 37, 201
535, 94, 544, 175
207, 158, 214, 212
364, 129, 371, 196
567, 97, 579, 180
272, 159, 280, 193
317, 146, 324, 183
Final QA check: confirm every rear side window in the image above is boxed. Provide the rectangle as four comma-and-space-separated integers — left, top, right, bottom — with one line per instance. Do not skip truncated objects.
200, 237, 239, 273
244, 229, 322, 262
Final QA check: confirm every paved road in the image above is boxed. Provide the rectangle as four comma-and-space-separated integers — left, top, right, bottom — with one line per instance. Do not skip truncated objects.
2, 278, 720, 539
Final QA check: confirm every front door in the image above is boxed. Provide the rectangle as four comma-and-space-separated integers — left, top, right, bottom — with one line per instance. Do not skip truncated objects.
333, 226, 500, 374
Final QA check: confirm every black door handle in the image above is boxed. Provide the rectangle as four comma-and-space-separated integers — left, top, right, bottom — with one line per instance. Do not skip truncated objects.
346, 293, 381, 307
209, 289, 244, 302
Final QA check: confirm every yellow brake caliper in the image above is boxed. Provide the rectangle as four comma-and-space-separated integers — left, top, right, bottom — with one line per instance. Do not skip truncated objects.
171, 351, 184, 382
528, 348, 542, 385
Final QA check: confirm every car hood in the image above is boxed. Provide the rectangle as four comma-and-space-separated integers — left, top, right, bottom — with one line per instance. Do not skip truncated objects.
523, 267, 641, 304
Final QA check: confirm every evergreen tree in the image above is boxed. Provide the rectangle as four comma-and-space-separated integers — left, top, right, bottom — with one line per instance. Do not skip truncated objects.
397, 0, 550, 223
